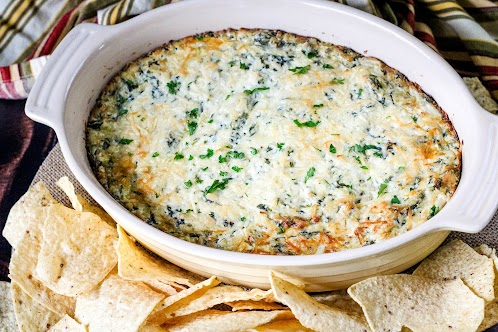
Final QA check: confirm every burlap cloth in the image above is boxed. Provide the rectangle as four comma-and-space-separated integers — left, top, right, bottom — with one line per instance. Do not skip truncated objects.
33, 143, 498, 248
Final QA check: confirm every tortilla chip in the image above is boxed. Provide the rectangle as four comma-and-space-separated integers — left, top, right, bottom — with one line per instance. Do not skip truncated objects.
75, 273, 165, 332
347, 274, 484, 332
228, 300, 287, 311
162, 285, 274, 318
311, 290, 363, 314
413, 239, 495, 301
162, 309, 293, 332
146, 276, 221, 325
2, 181, 57, 248
35, 204, 118, 296
56, 177, 83, 212
0, 281, 16, 332
246, 319, 314, 331
48, 315, 86, 332
12, 282, 62, 332
8, 212, 76, 316
117, 225, 203, 294
270, 273, 369, 332
56, 176, 115, 227
77, 194, 116, 227
475, 245, 498, 331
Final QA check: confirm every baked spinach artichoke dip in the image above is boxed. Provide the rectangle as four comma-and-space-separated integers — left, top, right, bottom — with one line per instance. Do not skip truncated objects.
86, 29, 461, 255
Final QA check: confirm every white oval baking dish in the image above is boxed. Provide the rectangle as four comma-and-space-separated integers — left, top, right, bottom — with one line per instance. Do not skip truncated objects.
26, 0, 498, 291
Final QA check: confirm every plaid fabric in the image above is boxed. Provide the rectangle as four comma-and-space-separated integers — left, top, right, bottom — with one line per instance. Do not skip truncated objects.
0, 0, 497, 102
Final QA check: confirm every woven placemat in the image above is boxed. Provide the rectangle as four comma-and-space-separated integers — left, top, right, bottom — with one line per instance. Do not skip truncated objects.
33, 143, 498, 249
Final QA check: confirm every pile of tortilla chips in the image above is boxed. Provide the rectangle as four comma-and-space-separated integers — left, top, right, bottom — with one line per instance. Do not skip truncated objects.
1, 177, 497, 331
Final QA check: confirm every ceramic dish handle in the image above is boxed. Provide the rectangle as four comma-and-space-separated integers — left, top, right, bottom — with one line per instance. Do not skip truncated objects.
440, 109, 498, 233
25, 23, 109, 131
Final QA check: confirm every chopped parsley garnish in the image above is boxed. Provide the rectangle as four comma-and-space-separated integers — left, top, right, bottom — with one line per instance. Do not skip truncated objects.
354, 144, 381, 154
329, 144, 337, 154
353, 155, 368, 169
119, 139, 133, 145
195, 177, 203, 183
152, 152, 159, 158
186, 209, 193, 213
116, 94, 126, 104
358, 88, 363, 97
232, 166, 243, 172
277, 143, 285, 151
412, 116, 418, 123
278, 225, 285, 233
240, 62, 250, 70
187, 121, 198, 136
208, 118, 214, 123
399, 166, 405, 171
322, 63, 333, 69
251, 148, 258, 155
313, 104, 324, 108
118, 108, 128, 116
228, 60, 236, 67
429, 205, 440, 218
240, 217, 246, 222
289, 65, 310, 75
330, 78, 345, 85
195, 34, 203, 40
244, 87, 269, 95
294, 119, 320, 127
306, 50, 318, 58
187, 108, 198, 118
204, 178, 231, 194
201, 167, 208, 171
373, 152, 383, 157
184, 180, 192, 188
219, 151, 242, 164
188, 155, 194, 161
391, 195, 401, 204
199, 149, 214, 159
174, 152, 184, 160
304, 167, 316, 183
219, 171, 228, 177
378, 180, 389, 197
166, 80, 180, 94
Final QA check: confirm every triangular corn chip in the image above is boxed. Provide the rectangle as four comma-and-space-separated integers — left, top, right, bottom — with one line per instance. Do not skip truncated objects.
75, 273, 165, 332
348, 274, 484, 332
8, 210, 75, 316
48, 315, 86, 332
117, 225, 203, 294
3, 182, 56, 248
12, 282, 61, 332
35, 204, 118, 296
270, 273, 370, 332
146, 276, 220, 325
413, 240, 495, 301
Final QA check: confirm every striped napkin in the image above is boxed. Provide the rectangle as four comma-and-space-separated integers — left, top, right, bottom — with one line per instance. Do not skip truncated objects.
0, 0, 497, 111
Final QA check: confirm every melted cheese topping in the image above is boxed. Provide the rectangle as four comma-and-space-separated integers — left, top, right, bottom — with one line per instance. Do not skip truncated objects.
86, 29, 461, 255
